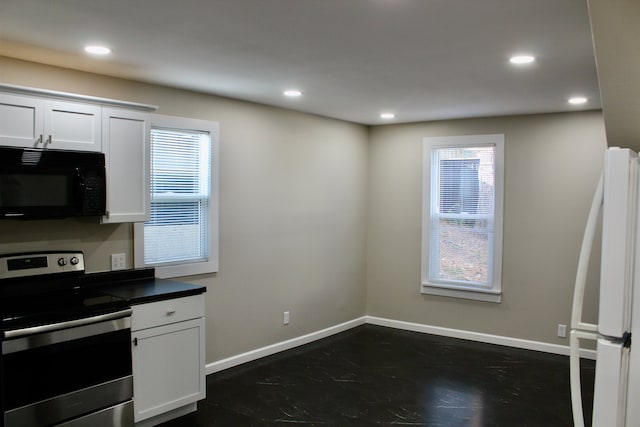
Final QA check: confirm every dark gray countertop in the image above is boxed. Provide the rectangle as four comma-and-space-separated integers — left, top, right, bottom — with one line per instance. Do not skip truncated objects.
102, 279, 205, 305
83, 268, 206, 305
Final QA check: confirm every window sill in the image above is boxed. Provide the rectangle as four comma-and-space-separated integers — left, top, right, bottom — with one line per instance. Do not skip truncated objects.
421, 282, 502, 303
154, 260, 218, 279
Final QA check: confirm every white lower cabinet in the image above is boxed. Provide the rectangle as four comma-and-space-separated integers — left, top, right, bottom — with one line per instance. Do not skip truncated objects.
131, 294, 206, 426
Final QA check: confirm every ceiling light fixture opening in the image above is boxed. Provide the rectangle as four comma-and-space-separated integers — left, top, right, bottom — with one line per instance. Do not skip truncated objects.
509, 55, 535, 65
284, 90, 302, 97
380, 112, 395, 120
568, 96, 588, 105
84, 45, 111, 55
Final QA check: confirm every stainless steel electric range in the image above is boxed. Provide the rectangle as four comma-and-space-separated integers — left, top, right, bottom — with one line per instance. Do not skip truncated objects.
0, 251, 134, 427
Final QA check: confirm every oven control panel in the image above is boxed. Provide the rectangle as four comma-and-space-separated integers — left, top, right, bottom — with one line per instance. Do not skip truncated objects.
0, 251, 85, 279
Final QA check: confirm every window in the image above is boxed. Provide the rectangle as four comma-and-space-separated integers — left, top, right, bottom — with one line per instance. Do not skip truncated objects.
134, 115, 219, 278
421, 134, 504, 302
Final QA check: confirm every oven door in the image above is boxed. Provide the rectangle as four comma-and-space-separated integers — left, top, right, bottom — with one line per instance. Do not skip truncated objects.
2, 311, 133, 427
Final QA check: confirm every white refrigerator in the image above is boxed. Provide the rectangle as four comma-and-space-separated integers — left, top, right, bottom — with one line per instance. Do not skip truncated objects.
570, 147, 640, 427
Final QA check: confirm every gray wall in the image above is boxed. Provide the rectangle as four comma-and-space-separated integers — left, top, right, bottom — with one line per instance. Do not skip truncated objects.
0, 56, 607, 361
366, 112, 606, 345
588, 0, 640, 151
0, 56, 369, 362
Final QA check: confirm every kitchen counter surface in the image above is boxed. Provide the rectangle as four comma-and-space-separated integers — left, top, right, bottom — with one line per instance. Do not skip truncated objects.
82, 268, 206, 305
103, 279, 205, 305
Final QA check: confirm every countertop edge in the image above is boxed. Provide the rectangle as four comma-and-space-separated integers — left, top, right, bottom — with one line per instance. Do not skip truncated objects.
96, 275, 207, 306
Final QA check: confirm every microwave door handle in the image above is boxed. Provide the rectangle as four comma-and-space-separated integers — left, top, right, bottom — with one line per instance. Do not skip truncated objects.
73, 168, 85, 211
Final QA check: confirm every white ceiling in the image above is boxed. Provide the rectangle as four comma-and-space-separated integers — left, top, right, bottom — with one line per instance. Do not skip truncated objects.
0, 0, 600, 125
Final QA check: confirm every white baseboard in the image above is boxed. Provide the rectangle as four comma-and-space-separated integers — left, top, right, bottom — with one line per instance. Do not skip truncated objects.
206, 315, 596, 375
205, 316, 367, 375
366, 316, 598, 360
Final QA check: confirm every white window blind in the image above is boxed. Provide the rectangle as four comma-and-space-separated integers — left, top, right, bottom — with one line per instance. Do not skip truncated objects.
429, 145, 496, 286
144, 127, 211, 266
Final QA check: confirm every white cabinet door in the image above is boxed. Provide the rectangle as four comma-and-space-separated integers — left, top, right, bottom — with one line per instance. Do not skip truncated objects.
0, 93, 101, 151
131, 317, 206, 423
43, 100, 101, 151
101, 108, 150, 223
0, 93, 44, 148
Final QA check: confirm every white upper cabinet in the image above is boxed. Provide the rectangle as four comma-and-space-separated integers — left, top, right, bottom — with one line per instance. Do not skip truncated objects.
0, 93, 101, 151
0, 84, 157, 224
101, 108, 150, 223
44, 99, 101, 151
0, 93, 44, 147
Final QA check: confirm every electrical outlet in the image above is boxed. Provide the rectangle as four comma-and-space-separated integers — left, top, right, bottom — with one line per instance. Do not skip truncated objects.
283, 311, 290, 325
557, 324, 567, 338
111, 253, 126, 271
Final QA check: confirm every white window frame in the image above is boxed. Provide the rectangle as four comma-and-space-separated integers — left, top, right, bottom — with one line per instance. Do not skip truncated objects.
134, 114, 219, 278
421, 134, 504, 303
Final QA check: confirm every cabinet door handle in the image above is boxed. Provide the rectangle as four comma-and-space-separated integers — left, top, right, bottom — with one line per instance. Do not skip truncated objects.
167, 310, 176, 316
133, 337, 138, 346
46, 135, 52, 145
36, 134, 43, 145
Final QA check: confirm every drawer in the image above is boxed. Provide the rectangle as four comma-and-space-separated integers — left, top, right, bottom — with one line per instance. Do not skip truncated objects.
131, 294, 205, 331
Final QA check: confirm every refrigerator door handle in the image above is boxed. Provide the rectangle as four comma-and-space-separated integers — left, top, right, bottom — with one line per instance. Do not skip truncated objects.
571, 173, 603, 332
570, 173, 603, 427
570, 330, 598, 427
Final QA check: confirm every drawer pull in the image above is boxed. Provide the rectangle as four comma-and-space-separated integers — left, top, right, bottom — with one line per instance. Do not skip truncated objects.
166, 310, 176, 316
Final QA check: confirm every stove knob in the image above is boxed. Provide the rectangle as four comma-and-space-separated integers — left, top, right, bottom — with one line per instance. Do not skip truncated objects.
70, 257, 80, 266
57, 257, 68, 266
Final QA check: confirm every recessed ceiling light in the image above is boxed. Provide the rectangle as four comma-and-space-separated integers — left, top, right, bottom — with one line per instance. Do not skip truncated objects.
509, 55, 535, 65
568, 96, 588, 105
283, 90, 302, 97
84, 45, 111, 55
380, 112, 395, 119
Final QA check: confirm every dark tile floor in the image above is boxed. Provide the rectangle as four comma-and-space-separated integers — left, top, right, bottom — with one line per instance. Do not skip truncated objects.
161, 325, 595, 426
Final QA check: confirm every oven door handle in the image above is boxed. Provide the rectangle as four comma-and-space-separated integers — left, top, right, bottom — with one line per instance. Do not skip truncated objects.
3, 308, 132, 340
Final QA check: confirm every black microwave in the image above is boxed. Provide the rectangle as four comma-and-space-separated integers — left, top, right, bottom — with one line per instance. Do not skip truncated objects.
0, 147, 106, 219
